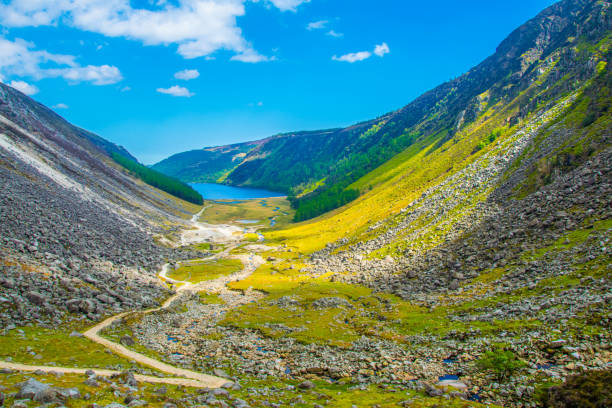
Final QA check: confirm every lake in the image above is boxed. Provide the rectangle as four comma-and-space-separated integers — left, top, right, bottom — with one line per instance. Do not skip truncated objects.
190, 183, 285, 200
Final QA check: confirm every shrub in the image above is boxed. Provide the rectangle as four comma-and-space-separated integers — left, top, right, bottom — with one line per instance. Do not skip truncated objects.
475, 345, 526, 381
540, 370, 612, 408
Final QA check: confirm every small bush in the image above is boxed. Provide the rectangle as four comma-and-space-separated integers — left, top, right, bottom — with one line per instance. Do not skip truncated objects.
540, 370, 612, 408
475, 345, 526, 381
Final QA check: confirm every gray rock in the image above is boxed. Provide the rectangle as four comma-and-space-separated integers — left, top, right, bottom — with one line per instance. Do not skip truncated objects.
120, 336, 135, 347
424, 383, 443, 397
56, 387, 81, 400
297, 380, 315, 390
16, 378, 51, 399
311, 297, 352, 309
33, 388, 60, 403
213, 368, 230, 378
211, 388, 229, 398
25, 291, 46, 305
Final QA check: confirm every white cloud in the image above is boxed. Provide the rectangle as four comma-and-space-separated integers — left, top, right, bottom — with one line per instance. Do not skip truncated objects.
333, 43, 390, 63
156, 85, 194, 97
266, 0, 310, 12
374, 42, 390, 57
307, 20, 327, 30
50, 65, 123, 85
9, 80, 38, 95
174, 69, 200, 80
120, 86, 131, 92
0, 37, 122, 85
326, 30, 343, 38
53, 103, 69, 109
332, 51, 371, 63
231, 49, 274, 63
0, 0, 292, 62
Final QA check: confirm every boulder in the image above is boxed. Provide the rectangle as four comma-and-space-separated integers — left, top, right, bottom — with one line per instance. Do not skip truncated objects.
25, 291, 46, 305
16, 378, 51, 399
120, 336, 135, 347
297, 380, 315, 390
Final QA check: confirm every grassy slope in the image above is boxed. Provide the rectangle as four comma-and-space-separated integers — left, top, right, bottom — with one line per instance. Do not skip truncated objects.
266, 33, 611, 253
266, 95, 518, 253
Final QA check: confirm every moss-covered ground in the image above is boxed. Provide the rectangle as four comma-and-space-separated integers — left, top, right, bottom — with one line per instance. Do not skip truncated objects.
0, 326, 142, 370
0, 370, 500, 408
166, 258, 243, 283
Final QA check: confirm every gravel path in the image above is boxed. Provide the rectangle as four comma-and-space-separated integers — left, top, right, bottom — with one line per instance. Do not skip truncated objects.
0, 361, 217, 388
1, 207, 257, 389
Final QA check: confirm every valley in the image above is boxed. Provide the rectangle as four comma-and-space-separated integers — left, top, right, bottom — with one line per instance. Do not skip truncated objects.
0, 0, 611, 407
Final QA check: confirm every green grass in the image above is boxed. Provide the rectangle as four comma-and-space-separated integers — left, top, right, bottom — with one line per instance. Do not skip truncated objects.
0, 371, 201, 408
198, 291, 225, 304
224, 261, 544, 347
0, 371, 500, 408
0, 326, 140, 369
199, 197, 293, 229
167, 258, 243, 283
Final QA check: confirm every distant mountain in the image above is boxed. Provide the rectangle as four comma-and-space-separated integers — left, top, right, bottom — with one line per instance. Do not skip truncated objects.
153, 0, 610, 222
152, 140, 264, 184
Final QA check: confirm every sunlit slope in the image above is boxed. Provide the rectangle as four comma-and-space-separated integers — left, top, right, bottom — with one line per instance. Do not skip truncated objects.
267, 34, 611, 253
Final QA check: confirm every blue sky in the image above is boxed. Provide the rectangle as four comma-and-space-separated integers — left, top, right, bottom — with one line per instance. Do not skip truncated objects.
0, 0, 557, 164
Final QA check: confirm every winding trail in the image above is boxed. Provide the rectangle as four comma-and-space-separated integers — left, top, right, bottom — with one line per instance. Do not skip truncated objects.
3, 205, 260, 389
0, 361, 216, 388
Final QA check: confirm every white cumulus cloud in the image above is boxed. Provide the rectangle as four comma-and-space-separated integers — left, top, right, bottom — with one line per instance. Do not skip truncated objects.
0, 37, 122, 85
8, 80, 38, 95
374, 42, 390, 57
332, 51, 371, 63
156, 85, 194, 97
53, 103, 69, 109
174, 69, 200, 80
0, 0, 296, 62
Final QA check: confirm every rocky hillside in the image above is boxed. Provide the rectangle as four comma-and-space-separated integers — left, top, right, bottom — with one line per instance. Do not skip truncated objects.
0, 82, 204, 329
154, 0, 610, 222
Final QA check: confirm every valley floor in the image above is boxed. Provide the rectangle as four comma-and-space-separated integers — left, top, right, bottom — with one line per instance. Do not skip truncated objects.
2, 186, 610, 408
1, 198, 506, 408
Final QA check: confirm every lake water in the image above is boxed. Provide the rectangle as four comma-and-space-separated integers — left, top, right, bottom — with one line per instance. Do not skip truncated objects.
190, 183, 285, 200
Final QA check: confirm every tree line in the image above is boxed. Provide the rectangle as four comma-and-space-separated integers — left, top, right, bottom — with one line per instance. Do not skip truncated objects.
111, 153, 203, 205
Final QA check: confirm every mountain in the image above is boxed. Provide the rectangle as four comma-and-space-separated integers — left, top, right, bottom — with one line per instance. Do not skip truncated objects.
0, 81, 205, 328
153, 0, 610, 222
152, 139, 264, 184
268, 0, 610, 252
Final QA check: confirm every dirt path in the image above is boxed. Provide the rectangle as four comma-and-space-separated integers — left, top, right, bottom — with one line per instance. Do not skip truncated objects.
81, 290, 230, 388
0, 361, 218, 388
2, 205, 264, 389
